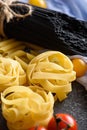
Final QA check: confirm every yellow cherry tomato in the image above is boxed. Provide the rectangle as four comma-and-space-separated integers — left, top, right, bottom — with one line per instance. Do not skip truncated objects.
29, 0, 47, 8
72, 58, 87, 78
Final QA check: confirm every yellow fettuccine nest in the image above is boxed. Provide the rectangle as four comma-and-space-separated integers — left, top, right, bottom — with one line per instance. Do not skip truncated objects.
27, 51, 76, 101
1, 85, 54, 130
0, 57, 26, 92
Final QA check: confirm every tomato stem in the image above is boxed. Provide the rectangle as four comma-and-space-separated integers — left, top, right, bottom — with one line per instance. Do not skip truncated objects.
54, 114, 71, 130
35, 126, 38, 130
63, 125, 71, 130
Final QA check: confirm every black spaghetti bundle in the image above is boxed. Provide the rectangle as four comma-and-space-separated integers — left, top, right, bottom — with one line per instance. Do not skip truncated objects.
2, 2, 87, 56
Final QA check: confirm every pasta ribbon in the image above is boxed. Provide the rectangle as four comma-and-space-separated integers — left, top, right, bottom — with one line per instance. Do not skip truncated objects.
0, 39, 36, 70
0, 57, 26, 92
1, 85, 54, 130
27, 51, 76, 101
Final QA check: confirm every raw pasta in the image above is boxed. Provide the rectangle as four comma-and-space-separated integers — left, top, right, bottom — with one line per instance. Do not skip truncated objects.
0, 39, 76, 100
1, 85, 54, 130
0, 39, 76, 130
0, 39, 36, 70
0, 57, 26, 92
27, 51, 76, 101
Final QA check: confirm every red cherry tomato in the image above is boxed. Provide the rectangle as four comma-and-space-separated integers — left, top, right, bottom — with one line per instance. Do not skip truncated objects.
28, 126, 47, 130
47, 113, 78, 130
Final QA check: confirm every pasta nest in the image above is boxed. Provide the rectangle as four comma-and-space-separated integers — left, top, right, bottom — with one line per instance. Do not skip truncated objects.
27, 51, 76, 101
1, 85, 54, 130
0, 57, 26, 92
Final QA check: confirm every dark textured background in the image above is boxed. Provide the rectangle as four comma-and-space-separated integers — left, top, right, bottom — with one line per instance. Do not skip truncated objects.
54, 81, 87, 130
0, 81, 87, 130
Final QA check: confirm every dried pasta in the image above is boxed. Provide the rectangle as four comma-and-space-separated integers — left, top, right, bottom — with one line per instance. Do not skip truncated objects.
1, 85, 54, 130
0, 39, 14, 47
0, 39, 25, 55
0, 39, 36, 68
15, 56, 28, 71
0, 40, 76, 100
0, 57, 26, 92
27, 51, 76, 101
0, 39, 77, 130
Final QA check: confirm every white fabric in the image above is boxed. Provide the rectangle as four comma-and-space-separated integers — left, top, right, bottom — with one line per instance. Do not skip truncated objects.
22, 0, 87, 21
70, 55, 87, 90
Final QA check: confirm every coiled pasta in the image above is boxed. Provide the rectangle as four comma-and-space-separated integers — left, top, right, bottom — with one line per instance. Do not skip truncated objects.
27, 51, 76, 101
1, 85, 54, 130
0, 57, 26, 92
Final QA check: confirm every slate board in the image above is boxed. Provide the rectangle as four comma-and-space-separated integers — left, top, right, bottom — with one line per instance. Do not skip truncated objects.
54, 81, 87, 130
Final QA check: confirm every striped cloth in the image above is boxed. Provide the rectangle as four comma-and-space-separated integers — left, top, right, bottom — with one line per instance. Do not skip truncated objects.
23, 0, 87, 21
